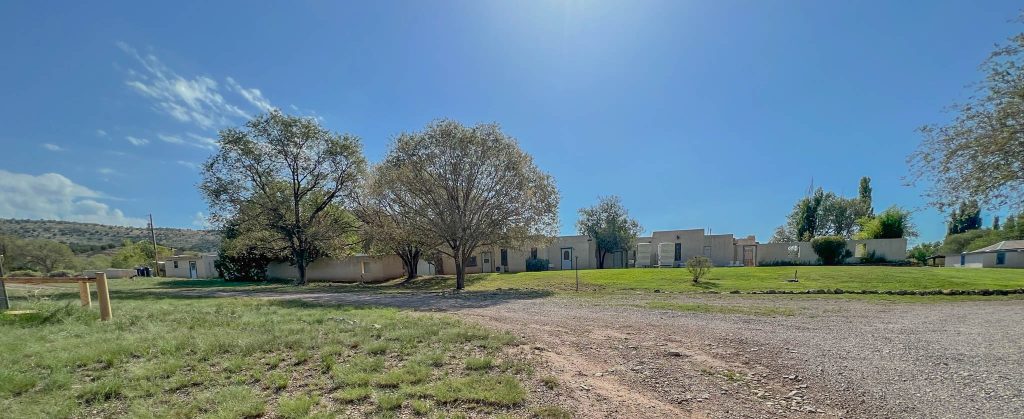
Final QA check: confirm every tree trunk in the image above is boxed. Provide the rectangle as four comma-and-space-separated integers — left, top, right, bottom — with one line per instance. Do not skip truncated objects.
454, 253, 465, 290
295, 251, 307, 286
399, 249, 420, 283
597, 250, 606, 269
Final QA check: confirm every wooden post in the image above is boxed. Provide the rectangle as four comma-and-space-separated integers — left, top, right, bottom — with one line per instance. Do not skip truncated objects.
78, 281, 91, 307
95, 272, 112, 321
0, 254, 8, 311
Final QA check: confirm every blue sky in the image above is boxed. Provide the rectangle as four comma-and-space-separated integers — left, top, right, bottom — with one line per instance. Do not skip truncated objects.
0, 1, 1018, 244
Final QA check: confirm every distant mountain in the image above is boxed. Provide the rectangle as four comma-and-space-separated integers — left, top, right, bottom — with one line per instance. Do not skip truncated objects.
0, 219, 221, 253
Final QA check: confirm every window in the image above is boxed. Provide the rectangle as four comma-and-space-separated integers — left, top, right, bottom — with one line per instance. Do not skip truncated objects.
467, 256, 477, 267
674, 243, 682, 261
855, 243, 867, 258
996, 252, 1006, 265
173, 261, 178, 269
563, 250, 570, 260
500, 249, 508, 266
530, 247, 538, 259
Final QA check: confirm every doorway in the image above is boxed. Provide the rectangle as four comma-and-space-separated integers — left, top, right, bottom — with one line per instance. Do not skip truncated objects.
188, 261, 198, 279
481, 252, 493, 273
560, 247, 573, 270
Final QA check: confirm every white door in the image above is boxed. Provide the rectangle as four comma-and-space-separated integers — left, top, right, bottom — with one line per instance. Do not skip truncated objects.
481, 252, 493, 273
560, 248, 573, 270
189, 261, 198, 279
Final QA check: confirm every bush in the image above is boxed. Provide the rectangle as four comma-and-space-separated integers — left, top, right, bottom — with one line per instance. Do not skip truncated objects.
856, 206, 917, 239
215, 249, 272, 282
684, 256, 712, 283
858, 250, 887, 264
811, 236, 847, 265
5, 270, 42, 277
525, 258, 549, 272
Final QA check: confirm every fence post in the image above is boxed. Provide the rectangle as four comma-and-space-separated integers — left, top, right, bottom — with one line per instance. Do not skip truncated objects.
78, 281, 92, 307
95, 272, 112, 321
0, 254, 8, 310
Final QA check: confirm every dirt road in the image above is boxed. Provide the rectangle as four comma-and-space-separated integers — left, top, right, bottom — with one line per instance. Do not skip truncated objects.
192, 289, 1024, 418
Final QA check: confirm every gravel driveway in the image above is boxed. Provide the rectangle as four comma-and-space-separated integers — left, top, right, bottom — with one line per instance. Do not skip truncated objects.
190, 289, 1024, 418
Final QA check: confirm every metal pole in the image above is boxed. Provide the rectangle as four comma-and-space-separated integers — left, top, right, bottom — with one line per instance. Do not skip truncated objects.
149, 214, 158, 275
0, 254, 8, 310
575, 255, 579, 292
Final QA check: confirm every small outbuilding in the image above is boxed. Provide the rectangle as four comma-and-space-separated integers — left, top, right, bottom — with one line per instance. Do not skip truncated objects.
163, 254, 220, 278
949, 240, 1024, 268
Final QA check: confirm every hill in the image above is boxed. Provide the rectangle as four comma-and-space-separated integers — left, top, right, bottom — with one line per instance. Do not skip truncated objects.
0, 219, 221, 253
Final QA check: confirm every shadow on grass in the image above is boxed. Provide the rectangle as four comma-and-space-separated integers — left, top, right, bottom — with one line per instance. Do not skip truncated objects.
101, 285, 554, 311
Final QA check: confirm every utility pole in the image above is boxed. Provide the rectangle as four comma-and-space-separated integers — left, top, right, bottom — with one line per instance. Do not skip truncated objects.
0, 254, 8, 310
149, 214, 158, 274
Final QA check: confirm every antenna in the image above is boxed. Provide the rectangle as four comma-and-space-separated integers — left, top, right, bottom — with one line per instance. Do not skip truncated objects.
806, 177, 814, 196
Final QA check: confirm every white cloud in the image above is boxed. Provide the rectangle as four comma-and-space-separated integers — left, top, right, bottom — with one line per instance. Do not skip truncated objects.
42, 143, 66, 152
126, 135, 149, 146
157, 133, 185, 145
97, 168, 118, 175
226, 77, 274, 112
176, 161, 198, 170
191, 212, 211, 229
96, 129, 108, 137
118, 42, 273, 130
0, 170, 147, 227
186, 133, 218, 150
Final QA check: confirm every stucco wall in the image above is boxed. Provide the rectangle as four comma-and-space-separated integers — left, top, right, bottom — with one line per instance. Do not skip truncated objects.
757, 238, 907, 265
268, 255, 405, 283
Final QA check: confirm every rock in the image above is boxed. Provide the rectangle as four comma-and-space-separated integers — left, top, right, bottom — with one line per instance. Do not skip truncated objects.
786, 278, 799, 282
532, 345, 548, 352
667, 350, 685, 357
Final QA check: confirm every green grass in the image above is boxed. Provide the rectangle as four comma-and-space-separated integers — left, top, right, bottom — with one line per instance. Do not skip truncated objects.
394, 266, 1024, 294
644, 301, 798, 316
0, 285, 533, 417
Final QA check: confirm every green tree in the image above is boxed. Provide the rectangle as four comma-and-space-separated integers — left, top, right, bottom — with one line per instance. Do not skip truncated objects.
18, 239, 75, 273
356, 167, 441, 282
374, 119, 559, 290
858, 176, 874, 217
201, 111, 367, 285
811, 236, 848, 265
576, 196, 643, 269
908, 241, 941, 265
947, 201, 983, 235
910, 22, 1024, 212
856, 206, 918, 239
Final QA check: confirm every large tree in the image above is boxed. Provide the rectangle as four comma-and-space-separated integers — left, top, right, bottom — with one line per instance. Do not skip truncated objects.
18, 239, 74, 273
909, 23, 1024, 212
947, 200, 983, 235
773, 182, 874, 241
201, 111, 367, 285
355, 167, 440, 282
576, 195, 643, 269
374, 119, 559, 290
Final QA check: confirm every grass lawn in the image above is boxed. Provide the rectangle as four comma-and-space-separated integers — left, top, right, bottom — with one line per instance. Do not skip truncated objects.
0, 285, 551, 418
399, 266, 1024, 294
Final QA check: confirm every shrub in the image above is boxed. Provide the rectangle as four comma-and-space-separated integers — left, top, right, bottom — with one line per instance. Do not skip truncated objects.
811, 236, 847, 265
858, 250, 887, 264
525, 258, 549, 272
684, 256, 712, 283
6, 270, 42, 277
856, 206, 917, 239
215, 248, 272, 282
